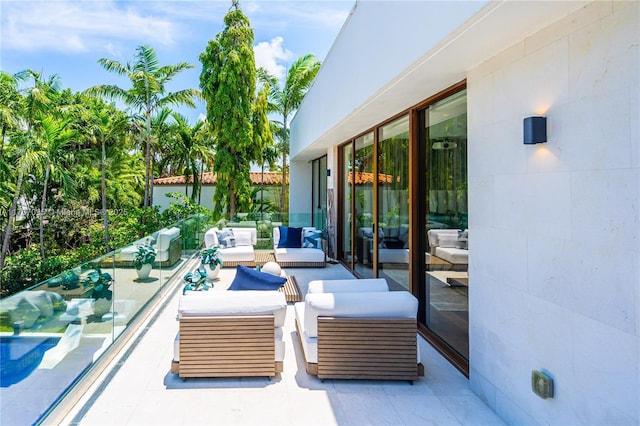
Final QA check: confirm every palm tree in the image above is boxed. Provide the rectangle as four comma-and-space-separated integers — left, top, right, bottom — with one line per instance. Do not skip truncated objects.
166, 113, 214, 202
36, 115, 77, 260
258, 54, 321, 212
17, 70, 61, 133
0, 134, 45, 271
84, 101, 132, 253
85, 45, 201, 208
0, 72, 24, 158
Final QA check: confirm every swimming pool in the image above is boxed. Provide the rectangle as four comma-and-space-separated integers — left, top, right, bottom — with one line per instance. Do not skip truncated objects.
1, 335, 61, 387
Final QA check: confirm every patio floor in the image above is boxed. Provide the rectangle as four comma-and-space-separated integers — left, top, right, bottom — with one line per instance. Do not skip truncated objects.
61, 263, 504, 425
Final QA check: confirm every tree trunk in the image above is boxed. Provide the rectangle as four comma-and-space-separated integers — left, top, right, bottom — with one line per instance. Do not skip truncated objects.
102, 141, 110, 253
0, 174, 23, 271
39, 165, 51, 261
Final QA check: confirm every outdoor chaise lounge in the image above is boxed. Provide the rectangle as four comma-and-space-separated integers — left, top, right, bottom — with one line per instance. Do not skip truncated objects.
272, 226, 326, 267
204, 227, 257, 267
294, 278, 423, 382
171, 290, 287, 379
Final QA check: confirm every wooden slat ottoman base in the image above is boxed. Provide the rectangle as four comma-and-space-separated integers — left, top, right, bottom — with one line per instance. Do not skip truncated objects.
176, 315, 279, 378
297, 317, 423, 382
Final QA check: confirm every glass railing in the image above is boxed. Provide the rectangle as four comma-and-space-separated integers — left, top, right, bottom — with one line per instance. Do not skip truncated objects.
0, 214, 211, 426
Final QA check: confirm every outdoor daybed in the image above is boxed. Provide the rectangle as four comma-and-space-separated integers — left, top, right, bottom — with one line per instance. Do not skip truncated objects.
272, 226, 326, 267
204, 227, 257, 267
171, 290, 287, 379
294, 278, 423, 382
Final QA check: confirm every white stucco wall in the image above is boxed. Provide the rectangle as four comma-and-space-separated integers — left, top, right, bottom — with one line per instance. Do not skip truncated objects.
289, 160, 313, 226
467, 2, 639, 424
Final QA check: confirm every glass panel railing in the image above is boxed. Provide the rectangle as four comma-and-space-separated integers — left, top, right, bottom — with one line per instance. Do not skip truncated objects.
0, 214, 206, 425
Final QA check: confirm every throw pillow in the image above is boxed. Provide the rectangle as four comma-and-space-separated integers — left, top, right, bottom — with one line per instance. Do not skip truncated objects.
277, 226, 302, 248
216, 229, 236, 249
302, 228, 323, 248
228, 265, 287, 290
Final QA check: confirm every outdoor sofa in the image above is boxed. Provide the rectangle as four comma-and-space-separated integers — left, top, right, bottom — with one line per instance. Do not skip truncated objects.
272, 226, 326, 267
294, 278, 423, 382
204, 227, 257, 267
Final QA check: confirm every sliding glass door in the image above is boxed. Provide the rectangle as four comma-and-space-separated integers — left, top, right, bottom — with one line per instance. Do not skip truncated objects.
422, 89, 468, 359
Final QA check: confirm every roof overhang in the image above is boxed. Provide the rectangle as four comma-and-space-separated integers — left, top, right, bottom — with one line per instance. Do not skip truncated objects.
291, 0, 588, 162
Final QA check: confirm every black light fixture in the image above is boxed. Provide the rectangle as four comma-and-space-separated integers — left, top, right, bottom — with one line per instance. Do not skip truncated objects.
523, 116, 547, 144
326, 169, 331, 177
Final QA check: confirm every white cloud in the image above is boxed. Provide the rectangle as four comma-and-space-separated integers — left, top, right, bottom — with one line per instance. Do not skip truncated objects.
254, 36, 293, 80
2, 1, 176, 53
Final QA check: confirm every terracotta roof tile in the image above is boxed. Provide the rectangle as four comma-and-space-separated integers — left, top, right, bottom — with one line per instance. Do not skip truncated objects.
153, 171, 285, 186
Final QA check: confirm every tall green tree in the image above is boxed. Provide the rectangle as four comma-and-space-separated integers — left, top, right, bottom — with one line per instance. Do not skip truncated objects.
167, 113, 214, 201
0, 133, 45, 271
36, 115, 77, 260
85, 45, 200, 208
0, 72, 24, 158
199, 0, 259, 218
258, 54, 321, 212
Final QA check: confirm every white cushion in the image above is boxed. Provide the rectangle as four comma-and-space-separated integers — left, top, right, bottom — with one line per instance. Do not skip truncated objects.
178, 290, 287, 327
233, 230, 253, 247
219, 245, 254, 262
307, 278, 389, 294
274, 247, 325, 263
435, 247, 469, 264
156, 227, 180, 252
294, 302, 318, 363
204, 227, 257, 248
436, 233, 461, 248
427, 229, 460, 248
204, 227, 219, 247
303, 291, 418, 338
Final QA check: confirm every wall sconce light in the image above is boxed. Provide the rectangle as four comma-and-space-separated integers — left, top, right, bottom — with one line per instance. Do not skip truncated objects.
326, 169, 331, 177
523, 116, 547, 144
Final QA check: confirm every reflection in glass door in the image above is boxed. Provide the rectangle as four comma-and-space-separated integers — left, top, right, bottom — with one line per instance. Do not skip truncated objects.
353, 133, 375, 279
339, 144, 353, 265
311, 156, 327, 231
422, 89, 468, 359
377, 116, 410, 291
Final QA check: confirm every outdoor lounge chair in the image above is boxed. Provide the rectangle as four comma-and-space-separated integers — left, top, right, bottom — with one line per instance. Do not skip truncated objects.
294, 278, 423, 382
171, 290, 286, 379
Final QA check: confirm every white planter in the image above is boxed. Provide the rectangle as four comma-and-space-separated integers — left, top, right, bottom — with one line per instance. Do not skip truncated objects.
137, 263, 153, 280
205, 264, 221, 280
93, 298, 112, 318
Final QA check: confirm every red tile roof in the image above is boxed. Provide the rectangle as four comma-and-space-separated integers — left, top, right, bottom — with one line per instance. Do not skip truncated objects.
153, 171, 285, 186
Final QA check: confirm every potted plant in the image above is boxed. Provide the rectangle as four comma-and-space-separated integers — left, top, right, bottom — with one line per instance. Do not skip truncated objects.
132, 244, 156, 280
199, 246, 223, 280
182, 268, 210, 294
84, 268, 113, 318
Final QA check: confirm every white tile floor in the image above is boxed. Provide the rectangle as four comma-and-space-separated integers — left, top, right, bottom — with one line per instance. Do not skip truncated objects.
62, 264, 505, 426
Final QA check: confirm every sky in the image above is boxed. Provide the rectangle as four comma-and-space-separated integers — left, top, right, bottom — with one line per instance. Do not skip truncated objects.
0, 0, 355, 124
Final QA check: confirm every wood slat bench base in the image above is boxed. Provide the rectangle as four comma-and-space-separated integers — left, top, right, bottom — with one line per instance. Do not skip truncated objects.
297, 317, 423, 382
176, 315, 280, 378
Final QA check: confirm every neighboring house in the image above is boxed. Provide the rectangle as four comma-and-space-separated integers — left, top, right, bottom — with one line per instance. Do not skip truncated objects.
152, 171, 284, 212
289, 1, 638, 425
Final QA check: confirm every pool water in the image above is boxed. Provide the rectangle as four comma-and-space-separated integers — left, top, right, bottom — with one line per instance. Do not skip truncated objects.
0, 336, 60, 387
